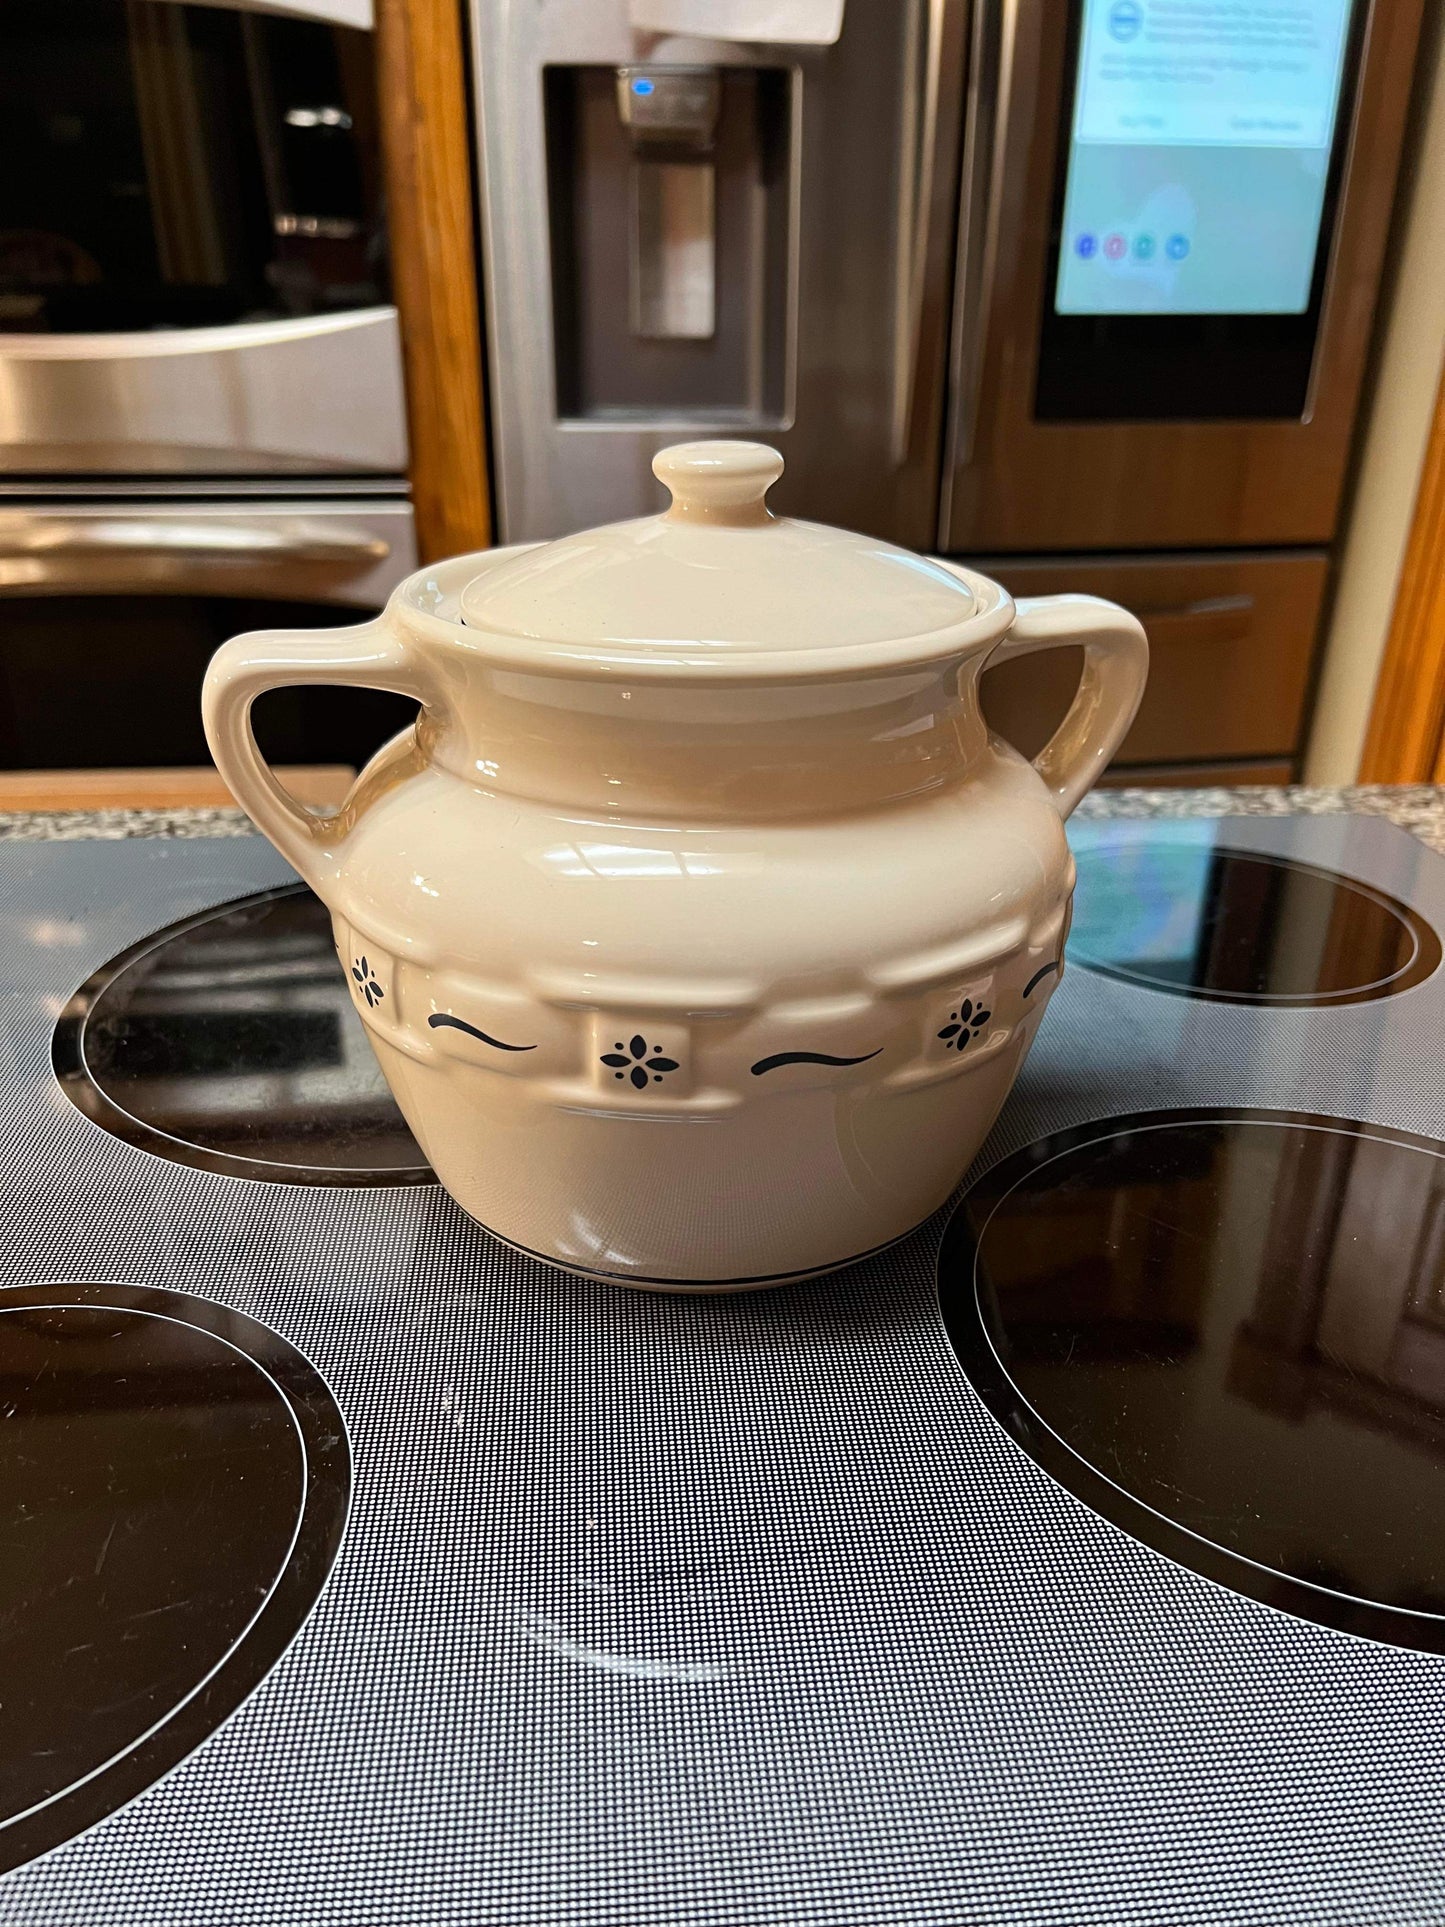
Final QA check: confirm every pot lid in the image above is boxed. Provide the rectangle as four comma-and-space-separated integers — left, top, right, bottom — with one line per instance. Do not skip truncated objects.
457, 442, 980, 670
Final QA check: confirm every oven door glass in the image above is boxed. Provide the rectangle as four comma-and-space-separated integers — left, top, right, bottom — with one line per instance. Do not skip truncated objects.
0, 0, 385, 332
0, 593, 414, 775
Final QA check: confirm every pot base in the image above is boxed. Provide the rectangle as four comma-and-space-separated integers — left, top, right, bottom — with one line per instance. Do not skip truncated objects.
462, 1213, 926, 1295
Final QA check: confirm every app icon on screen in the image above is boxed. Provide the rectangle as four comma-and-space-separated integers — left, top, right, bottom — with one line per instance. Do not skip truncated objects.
1107, 0, 1143, 40
1133, 233, 1155, 259
1103, 233, 1127, 261
1165, 233, 1190, 261
1075, 233, 1098, 259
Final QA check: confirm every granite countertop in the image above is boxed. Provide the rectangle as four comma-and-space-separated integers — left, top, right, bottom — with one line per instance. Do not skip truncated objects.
0, 784, 1442, 853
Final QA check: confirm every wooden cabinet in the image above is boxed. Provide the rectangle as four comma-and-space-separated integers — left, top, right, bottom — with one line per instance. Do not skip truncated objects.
375, 0, 491, 561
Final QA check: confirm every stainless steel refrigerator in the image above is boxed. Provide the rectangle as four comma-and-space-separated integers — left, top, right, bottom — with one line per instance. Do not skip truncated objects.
470, 0, 1426, 785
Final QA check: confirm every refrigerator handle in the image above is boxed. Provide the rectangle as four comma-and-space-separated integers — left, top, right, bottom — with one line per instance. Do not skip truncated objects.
890, 0, 970, 465
944, 0, 1016, 488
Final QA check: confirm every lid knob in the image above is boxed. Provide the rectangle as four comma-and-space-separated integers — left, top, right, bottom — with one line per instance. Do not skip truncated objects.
653, 441, 784, 527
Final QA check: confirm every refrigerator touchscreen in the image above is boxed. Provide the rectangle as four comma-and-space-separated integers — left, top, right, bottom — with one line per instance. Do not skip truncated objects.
1054, 0, 1354, 317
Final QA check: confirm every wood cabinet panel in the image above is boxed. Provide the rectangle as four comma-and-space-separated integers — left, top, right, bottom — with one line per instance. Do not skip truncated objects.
375, 0, 491, 561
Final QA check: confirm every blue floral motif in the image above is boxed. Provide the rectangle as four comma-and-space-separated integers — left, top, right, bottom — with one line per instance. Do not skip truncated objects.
351, 956, 384, 1008
601, 1034, 680, 1090
937, 998, 990, 1052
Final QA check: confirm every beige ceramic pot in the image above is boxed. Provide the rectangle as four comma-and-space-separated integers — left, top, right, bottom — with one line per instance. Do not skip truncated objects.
204, 443, 1147, 1289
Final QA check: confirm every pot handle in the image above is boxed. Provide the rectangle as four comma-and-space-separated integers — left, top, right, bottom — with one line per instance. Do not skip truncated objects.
986, 594, 1149, 817
202, 616, 435, 890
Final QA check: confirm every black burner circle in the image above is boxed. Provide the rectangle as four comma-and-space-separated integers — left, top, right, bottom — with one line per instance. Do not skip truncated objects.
54, 886, 432, 1185
0, 1282, 349, 1873
1069, 827, 1441, 1005
940, 1110, 1445, 1652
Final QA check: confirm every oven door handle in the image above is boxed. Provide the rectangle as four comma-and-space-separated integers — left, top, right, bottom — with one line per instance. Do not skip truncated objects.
145, 0, 373, 26
0, 515, 391, 597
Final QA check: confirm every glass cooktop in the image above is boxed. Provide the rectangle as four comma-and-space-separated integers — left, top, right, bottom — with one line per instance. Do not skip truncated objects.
940, 1110, 1445, 1652
7, 813, 1445, 1917
53, 886, 431, 1186
1068, 822, 1442, 1005
0, 1282, 348, 1874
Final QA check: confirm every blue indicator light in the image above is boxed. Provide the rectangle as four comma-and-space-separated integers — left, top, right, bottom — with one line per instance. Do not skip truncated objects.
631, 76, 655, 96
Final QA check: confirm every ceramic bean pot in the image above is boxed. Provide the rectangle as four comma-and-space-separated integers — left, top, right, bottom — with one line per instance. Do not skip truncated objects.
204, 442, 1147, 1290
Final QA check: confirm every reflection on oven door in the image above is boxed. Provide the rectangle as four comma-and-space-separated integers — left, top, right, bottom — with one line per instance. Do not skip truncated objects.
0, 310, 407, 476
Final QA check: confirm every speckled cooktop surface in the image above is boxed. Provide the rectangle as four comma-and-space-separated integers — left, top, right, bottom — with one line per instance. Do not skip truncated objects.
2, 783, 1442, 852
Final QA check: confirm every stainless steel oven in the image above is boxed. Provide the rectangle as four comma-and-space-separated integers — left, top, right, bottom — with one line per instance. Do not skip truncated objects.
0, 0, 404, 477
0, 0, 415, 779
471, 0, 1427, 782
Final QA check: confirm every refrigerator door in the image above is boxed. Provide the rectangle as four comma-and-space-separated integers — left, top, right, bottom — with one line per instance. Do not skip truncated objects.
974, 551, 1328, 778
472, 0, 966, 544
941, 0, 1424, 553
